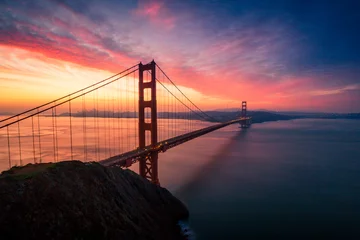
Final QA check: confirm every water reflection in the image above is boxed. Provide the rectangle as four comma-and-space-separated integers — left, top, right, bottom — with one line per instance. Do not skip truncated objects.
0, 116, 212, 171
2, 117, 360, 238
159, 119, 360, 239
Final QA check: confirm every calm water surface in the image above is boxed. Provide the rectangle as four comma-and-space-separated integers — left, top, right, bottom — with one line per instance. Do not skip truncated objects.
157, 119, 360, 239
0, 116, 212, 170
2, 117, 360, 239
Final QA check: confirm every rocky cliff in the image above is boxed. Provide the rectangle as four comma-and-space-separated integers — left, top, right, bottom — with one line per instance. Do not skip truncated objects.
0, 161, 189, 239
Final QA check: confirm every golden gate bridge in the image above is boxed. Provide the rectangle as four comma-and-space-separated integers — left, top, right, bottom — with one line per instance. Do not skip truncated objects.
0, 60, 251, 184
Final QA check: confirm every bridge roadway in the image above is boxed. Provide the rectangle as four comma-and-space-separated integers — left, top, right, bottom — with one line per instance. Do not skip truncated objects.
99, 117, 251, 168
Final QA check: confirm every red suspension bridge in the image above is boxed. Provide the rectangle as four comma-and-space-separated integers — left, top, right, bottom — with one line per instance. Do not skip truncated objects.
0, 60, 251, 184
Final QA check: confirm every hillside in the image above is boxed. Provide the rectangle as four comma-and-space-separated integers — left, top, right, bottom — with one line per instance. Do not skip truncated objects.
0, 161, 189, 240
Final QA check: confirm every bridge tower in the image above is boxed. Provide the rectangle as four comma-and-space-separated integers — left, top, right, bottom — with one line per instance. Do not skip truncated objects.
241, 101, 247, 118
240, 101, 249, 128
138, 60, 159, 185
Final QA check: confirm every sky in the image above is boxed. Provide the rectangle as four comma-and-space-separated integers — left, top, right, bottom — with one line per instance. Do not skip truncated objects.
0, 0, 360, 113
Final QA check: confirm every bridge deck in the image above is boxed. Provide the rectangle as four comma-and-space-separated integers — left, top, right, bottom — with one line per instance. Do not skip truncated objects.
99, 117, 251, 167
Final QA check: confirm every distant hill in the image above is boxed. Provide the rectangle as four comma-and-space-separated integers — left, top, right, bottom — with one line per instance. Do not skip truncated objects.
203, 110, 296, 123
210, 109, 360, 122
248, 111, 296, 123
0, 112, 13, 116
54, 109, 360, 124
295, 112, 360, 119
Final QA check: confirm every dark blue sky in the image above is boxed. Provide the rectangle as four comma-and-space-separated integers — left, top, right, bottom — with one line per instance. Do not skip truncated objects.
183, 0, 360, 67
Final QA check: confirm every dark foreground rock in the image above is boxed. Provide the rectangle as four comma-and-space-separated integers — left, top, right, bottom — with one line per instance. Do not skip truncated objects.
0, 161, 189, 239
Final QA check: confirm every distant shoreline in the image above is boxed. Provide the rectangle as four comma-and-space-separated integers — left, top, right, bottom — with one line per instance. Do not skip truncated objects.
1, 111, 359, 124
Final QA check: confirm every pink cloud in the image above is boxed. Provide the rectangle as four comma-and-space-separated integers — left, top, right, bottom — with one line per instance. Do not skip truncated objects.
132, 1, 175, 29
0, 32, 133, 74
1, 4, 137, 73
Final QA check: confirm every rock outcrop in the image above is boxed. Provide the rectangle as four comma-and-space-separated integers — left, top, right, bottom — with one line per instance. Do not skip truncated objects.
0, 161, 189, 239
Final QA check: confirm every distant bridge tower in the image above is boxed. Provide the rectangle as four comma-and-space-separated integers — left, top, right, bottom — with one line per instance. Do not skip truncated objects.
240, 101, 250, 128
138, 60, 159, 185
241, 101, 247, 119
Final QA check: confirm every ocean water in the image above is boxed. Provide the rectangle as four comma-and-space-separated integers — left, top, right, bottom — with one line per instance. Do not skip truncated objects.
2, 117, 360, 239
0, 116, 212, 170
157, 119, 360, 239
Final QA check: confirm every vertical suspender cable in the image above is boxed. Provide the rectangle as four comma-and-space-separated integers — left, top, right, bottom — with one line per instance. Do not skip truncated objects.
120, 79, 123, 152
127, 75, 130, 150
82, 94, 88, 161
108, 92, 111, 157
134, 71, 136, 149
159, 77, 162, 142
7, 126, 11, 168
31, 116, 36, 163
107, 91, 111, 157
167, 77, 170, 140
37, 109, 42, 163
17, 116, 22, 166
96, 91, 100, 161
173, 84, 175, 136
112, 96, 115, 154
85, 95, 88, 160
119, 76, 122, 152
69, 98, 73, 161
103, 91, 107, 159
54, 106, 59, 162
93, 91, 97, 161
117, 78, 120, 153
52, 108, 56, 162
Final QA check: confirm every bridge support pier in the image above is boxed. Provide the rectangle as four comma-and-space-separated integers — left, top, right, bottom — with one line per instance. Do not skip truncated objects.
138, 61, 159, 185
